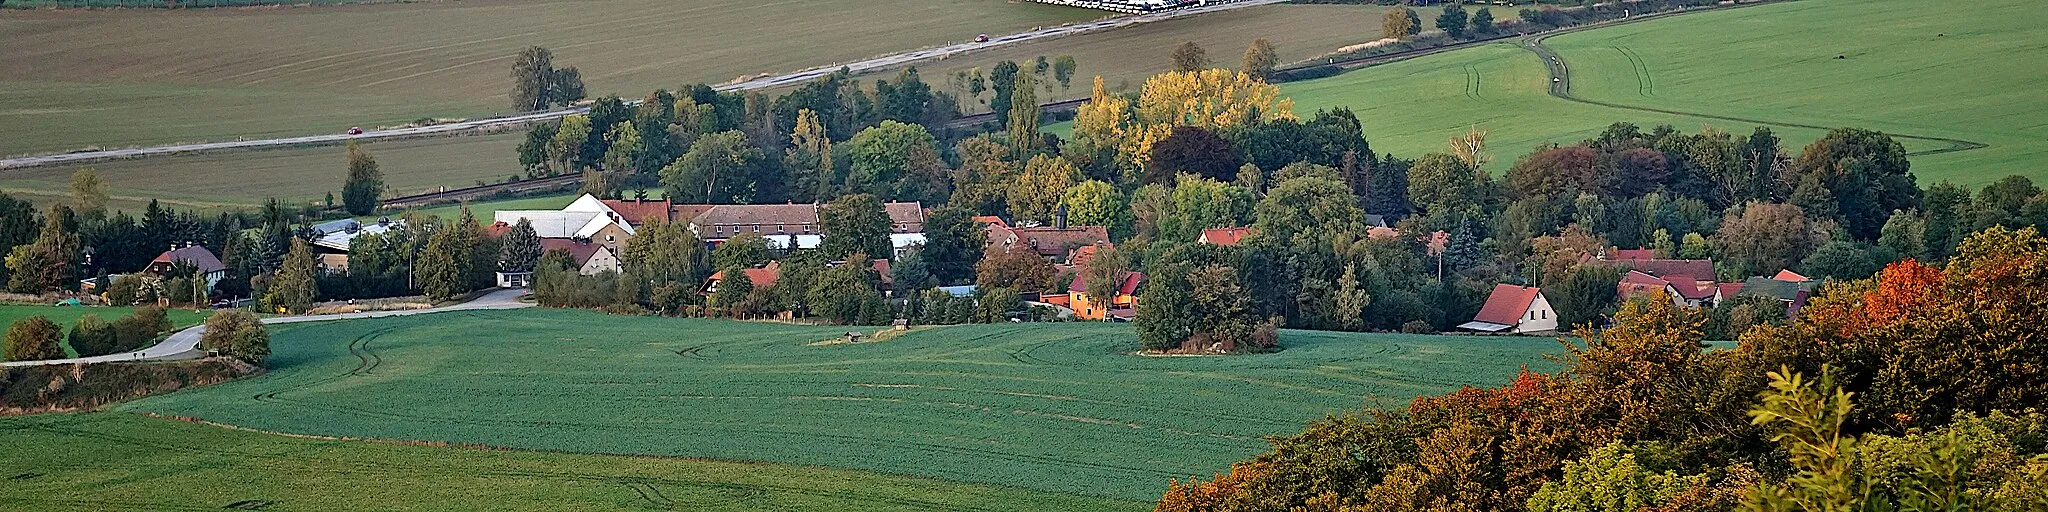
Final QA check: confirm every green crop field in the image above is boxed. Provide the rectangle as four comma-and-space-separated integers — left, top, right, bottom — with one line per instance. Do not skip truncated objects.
1276, 0, 2046, 186
1544, 0, 2047, 186
0, 413, 1137, 511
0, 0, 1097, 155
0, 304, 209, 358
116, 309, 1564, 501
856, 4, 1438, 109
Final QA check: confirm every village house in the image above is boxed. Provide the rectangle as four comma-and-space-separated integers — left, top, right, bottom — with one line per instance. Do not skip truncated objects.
1198, 227, 1252, 246
1590, 250, 1722, 307
495, 194, 637, 251
1066, 271, 1144, 321
982, 213, 1111, 265
306, 217, 401, 273
684, 202, 927, 257
1724, 270, 1816, 318
145, 244, 228, 292
541, 238, 622, 276
1459, 284, 1559, 334
1617, 270, 1718, 307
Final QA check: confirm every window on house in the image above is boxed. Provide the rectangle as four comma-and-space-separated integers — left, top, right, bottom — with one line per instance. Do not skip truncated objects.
1529, 311, 1535, 320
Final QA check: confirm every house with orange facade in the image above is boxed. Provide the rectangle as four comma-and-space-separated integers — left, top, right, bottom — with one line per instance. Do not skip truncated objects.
1066, 271, 1144, 321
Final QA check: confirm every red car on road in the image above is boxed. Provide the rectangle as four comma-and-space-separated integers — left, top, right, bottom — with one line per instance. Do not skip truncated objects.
346, 127, 363, 135
974, 34, 990, 43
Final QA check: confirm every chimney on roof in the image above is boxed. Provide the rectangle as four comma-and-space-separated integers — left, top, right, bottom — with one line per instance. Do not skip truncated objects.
1055, 203, 1068, 230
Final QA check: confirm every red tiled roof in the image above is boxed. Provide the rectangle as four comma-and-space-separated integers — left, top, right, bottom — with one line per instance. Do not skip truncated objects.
870, 259, 893, 286
1773, 269, 1810, 282
1619, 270, 1671, 299
1065, 270, 1144, 298
1611, 248, 1657, 260
1661, 274, 1715, 300
1068, 243, 1113, 267
1594, 257, 1716, 281
1474, 284, 1542, 326
688, 202, 926, 239
671, 204, 717, 223
1119, 271, 1146, 296
601, 199, 674, 225
540, 238, 609, 267
710, 261, 783, 290
884, 202, 927, 233
151, 246, 226, 275
972, 216, 1009, 228
1717, 282, 1745, 300
1001, 226, 1110, 258
1200, 227, 1252, 246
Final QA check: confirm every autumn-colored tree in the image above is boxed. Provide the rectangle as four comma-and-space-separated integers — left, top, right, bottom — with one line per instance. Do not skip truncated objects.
974, 245, 1055, 293
5, 205, 81, 294
69, 168, 107, 214
1506, 145, 1604, 199
1098, 69, 1295, 171
1382, 8, 1417, 40
1449, 125, 1489, 168
1241, 38, 1278, 81
1008, 155, 1078, 224
1713, 202, 1825, 277
785, 109, 835, 202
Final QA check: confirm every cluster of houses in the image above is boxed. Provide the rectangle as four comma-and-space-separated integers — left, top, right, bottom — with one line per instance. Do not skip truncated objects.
1459, 249, 1818, 335
489, 195, 928, 288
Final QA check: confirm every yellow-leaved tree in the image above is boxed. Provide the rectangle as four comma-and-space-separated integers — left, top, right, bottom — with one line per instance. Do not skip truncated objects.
1071, 70, 1295, 175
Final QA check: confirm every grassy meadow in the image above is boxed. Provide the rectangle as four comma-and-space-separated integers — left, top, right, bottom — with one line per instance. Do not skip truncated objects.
117, 309, 1565, 501
0, 413, 1139, 511
1275, 0, 2045, 186
0, 0, 1098, 155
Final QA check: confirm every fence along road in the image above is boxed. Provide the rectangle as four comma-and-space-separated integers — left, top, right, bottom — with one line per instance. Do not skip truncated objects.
0, 0, 1285, 170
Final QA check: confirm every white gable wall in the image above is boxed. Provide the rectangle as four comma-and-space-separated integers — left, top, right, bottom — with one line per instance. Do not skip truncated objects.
1516, 292, 1560, 334
580, 247, 622, 276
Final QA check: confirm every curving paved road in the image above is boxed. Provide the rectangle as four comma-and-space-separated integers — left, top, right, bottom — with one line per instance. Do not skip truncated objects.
1, 288, 532, 368
0, 0, 1285, 170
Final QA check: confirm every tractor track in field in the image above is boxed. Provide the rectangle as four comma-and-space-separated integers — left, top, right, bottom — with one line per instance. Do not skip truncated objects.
6, 418, 1040, 512
1524, 16, 1989, 158
250, 326, 400, 404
